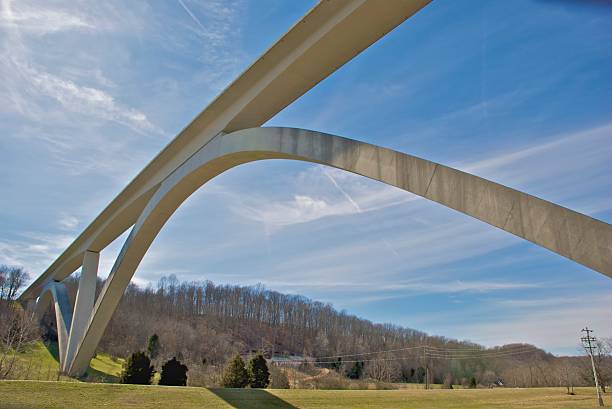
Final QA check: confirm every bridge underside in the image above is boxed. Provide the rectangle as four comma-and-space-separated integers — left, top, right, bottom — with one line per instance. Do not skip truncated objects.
31, 127, 612, 376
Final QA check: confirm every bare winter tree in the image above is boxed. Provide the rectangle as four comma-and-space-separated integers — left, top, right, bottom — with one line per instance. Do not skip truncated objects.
32, 273, 603, 388
594, 338, 611, 393
366, 357, 399, 383
0, 265, 39, 379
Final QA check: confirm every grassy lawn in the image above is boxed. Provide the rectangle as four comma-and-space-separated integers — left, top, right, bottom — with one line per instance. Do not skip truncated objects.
1, 381, 609, 409
4, 341, 123, 382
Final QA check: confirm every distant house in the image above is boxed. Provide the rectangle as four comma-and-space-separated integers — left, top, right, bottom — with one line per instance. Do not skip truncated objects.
269, 355, 314, 367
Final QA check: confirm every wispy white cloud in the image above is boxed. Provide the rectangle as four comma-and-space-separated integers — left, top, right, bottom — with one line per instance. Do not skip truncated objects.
178, 0, 240, 44
460, 123, 612, 184
57, 214, 79, 231
170, 0, 246, 90
226, 166, 416, 229
0, 0, 94, 35
0, 0, 161, 135
0, 232, 76, 274
25, 68, 161, 135
448, 292, 612, 352
188, 122, 612, 311
249, 278, 543, 299
457, 123, 612, 218
226, 122, 612, 233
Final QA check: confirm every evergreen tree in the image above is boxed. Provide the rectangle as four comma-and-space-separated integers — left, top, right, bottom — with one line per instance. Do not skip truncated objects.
222, 354, 250, 388
120, 351, 155, 385
159, 357, 188, 386
330, 357, 342, 372
247, 352, 270, 388
416, 367, 426, 383
469, 376, 477, 389
347, 361, 364, 379
147, 334, 160, 359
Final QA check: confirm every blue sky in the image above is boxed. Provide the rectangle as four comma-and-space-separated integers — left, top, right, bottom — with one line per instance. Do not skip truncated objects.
1, 0, 611, 355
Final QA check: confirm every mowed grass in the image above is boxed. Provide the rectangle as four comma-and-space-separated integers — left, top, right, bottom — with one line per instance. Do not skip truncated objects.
1, 381, 609, 409
5, 341, 123, 382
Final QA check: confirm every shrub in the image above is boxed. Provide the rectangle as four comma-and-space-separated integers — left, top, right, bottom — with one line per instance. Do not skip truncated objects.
269, 365, 290, 389
311, 372, 350, 390
443, 373, 454, 389
469, 376, 477, 389
147, 334, 160, 360
347, 361, 364, 379
247, 352, 270, 388
159, 357, 188, 386
222, 354, 249, 388
120, 351, 155, 385
372, 381, 397, 390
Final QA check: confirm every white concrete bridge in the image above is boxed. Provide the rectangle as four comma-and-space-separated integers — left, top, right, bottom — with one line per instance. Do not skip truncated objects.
18, 0, 612, 377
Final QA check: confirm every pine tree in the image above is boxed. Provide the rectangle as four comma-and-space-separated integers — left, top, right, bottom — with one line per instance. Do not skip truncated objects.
120, 351, 155, 385
330, 357, 342, 372
222, 354, 250, 388
469, 376, 477, 389
147, 334, 160, 359
159, 357, 188, 386
347, 361, 364, 379
247, 352, 270, 388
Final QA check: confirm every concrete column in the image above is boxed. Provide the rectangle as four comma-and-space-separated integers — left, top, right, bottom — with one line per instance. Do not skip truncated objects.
64, 250, 99, 374
50, 282, 72, 369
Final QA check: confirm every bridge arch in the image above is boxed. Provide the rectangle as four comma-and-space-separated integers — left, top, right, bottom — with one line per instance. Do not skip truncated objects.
64, 126, 612, 375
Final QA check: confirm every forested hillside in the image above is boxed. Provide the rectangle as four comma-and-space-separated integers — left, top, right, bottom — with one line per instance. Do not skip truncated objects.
40, 274, 610, 388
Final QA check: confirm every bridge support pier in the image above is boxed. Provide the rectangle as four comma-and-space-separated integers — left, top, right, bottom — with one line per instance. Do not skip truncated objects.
64, 251, 99, 374
36, 281, 72, 369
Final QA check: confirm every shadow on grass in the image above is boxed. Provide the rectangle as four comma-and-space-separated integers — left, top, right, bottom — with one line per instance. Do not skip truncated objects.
42, 341, 119, 383
210, 388, 297, 409
84, 366, 119, 383
43, 340, 60, 362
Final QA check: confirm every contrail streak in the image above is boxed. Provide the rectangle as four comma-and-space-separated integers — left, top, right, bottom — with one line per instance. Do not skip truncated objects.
322, 167, 400, 258
177, 0, 207, 34
322, 168, 362, 213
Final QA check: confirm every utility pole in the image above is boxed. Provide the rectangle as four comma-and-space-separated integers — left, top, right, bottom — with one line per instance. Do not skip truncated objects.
424, 346, 430, 390
581, 327, 604, 407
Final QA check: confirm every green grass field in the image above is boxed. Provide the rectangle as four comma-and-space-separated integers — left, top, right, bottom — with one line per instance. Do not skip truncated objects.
2, 343, 609, 408
4, 341, 123, 382
0, 381, 609, 409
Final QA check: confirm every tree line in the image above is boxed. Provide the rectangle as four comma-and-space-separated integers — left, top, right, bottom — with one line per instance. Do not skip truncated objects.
1, 264, 608, 389
37, 272, 608, 388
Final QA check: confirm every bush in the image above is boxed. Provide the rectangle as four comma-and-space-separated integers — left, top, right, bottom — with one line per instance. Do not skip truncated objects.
120, 351, 155, 385
371, 381, 397, 390
347, 361, 364, 379
269, 365, 290, 389
443, 373, 454, 389
222, 354, 249, 388
159, 357, 188, 386
308, 371, 350, 390
247, 352, 270, 388
147, 334, 160, 360
469, 376, 477, 389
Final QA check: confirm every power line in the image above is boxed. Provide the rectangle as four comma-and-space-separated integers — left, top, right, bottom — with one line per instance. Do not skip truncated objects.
426, 348, 540, 360
313, 343, 536, 360
314, 345, 423, 359
276, 345, 540, 365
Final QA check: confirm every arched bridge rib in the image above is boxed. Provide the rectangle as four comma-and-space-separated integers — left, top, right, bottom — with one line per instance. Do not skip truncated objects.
65, 126, 611, 376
